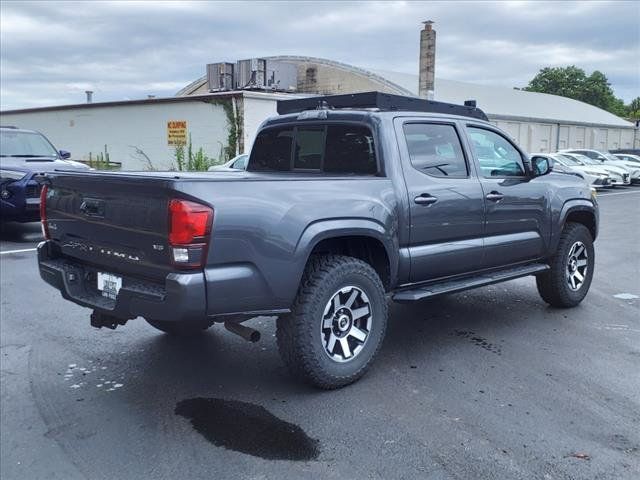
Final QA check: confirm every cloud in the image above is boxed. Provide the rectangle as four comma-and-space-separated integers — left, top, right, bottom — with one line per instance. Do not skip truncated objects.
1, 0, 638, 110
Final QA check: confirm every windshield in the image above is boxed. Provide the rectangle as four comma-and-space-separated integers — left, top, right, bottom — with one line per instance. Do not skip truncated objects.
579, 157, 600, 165
0, 130, 58, 158
565, 153, 596, 165
556, 154, 580, 166
603, 152, 622, 162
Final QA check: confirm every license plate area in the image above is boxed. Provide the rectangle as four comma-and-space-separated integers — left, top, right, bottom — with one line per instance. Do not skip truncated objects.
97, 272, 122, 300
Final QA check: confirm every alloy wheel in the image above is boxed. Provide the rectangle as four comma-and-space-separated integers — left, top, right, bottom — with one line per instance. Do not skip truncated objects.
566, 241, 588, 291
321, 286, 372, 363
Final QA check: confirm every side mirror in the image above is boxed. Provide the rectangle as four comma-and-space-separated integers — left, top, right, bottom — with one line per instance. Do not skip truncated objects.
531, 156, 553, 177
59, 150, 71, 159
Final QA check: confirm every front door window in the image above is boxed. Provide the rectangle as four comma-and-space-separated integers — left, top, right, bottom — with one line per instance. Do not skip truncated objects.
467, 127, 525, 177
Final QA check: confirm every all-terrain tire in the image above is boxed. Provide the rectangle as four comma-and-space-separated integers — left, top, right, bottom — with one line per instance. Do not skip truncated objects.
536, 222, 594, 308
146, 319, 213, 336
276, 254, 388, 389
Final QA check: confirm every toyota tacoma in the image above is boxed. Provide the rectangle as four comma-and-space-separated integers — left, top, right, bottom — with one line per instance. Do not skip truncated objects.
36, 92, 598, 389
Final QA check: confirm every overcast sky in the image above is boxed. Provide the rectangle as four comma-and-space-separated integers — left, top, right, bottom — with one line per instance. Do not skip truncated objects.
1, 0, 638, 110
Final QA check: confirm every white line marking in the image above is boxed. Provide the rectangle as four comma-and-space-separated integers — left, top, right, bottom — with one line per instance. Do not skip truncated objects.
598, 190, 640, 197
613, 293, 639, 300
0, 248, 37, 255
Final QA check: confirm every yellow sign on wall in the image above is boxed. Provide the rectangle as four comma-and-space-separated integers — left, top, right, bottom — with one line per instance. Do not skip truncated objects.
167, 120, 187, 146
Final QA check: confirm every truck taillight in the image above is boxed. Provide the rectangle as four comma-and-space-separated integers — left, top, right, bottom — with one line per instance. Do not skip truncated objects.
168, 199, 213, 268
40, 185, 50, 239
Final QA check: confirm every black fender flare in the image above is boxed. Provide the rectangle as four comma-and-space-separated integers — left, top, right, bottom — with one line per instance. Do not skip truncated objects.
291, 218, 398, 296
551, 199, 598, 251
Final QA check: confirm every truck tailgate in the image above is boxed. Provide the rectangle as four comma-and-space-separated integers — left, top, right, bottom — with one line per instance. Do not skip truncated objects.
44, 173, 185, 281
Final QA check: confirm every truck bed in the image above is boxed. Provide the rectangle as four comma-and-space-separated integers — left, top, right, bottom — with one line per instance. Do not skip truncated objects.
40, 169, 400, 316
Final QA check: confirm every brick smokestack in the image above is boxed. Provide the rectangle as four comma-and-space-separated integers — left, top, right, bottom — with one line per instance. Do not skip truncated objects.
418, 20, 436, 99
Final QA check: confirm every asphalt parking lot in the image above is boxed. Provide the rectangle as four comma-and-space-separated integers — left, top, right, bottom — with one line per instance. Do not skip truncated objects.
1, 189, 639, 480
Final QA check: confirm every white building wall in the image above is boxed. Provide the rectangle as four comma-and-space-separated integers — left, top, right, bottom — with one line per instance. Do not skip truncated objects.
242, 94, 279, 152
0, 101, 229, 170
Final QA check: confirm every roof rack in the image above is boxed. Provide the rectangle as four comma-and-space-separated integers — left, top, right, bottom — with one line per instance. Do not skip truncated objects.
0, 125, 18, 129
276, 91, 489, 121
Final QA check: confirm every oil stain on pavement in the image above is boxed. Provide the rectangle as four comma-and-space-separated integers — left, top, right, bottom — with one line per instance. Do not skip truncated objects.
175, 398, 320, 461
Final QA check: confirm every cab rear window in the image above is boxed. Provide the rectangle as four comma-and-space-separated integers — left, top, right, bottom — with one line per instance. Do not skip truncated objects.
249, 124, 377, 175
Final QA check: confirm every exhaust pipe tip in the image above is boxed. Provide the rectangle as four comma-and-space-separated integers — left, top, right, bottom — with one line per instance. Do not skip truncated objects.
224, 321, 261, 343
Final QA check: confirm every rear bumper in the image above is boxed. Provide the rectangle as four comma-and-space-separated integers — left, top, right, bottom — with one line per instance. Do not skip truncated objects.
37, 241, 207, 322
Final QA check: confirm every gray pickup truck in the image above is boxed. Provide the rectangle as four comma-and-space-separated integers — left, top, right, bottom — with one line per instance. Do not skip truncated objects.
37, 92, 598, 389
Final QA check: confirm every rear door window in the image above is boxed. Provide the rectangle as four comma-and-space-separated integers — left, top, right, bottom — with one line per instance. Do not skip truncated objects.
324, 125, 377, 174
403, 123, 468, 177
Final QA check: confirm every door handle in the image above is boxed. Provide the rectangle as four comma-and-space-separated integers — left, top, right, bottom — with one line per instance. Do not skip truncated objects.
414, 194, 438, 206
485, 191, 504, 202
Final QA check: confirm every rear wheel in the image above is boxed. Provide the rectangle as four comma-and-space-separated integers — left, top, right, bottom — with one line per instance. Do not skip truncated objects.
276, 254, 388, 389
145, 319, 213, 336
536, 222, 594, 308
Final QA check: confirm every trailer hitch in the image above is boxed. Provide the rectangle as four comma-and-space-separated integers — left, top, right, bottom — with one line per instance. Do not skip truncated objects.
90, 311, 129, 330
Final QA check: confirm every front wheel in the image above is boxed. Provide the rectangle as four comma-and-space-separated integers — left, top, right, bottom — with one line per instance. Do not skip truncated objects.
276, 255, 388, 389
536, 222, 594, 308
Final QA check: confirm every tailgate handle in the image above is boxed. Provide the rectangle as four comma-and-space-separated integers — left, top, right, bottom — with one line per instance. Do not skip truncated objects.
80, 198, 105, 217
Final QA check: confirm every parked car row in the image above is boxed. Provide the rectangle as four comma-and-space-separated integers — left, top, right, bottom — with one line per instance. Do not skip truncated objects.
531, 147, 640, 191
539, 153, 613, 188
559, 152, 629, 186
563, 148, 640, 184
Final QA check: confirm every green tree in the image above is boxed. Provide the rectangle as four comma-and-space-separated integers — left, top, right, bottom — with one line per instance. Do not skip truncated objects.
525, 66, 586, 99
524, 66, 627, 117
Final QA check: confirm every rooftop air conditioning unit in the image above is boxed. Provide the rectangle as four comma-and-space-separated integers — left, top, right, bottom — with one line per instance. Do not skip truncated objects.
207, 62, 235, 91
266, 61, 297, 91
236, 58, 267, 89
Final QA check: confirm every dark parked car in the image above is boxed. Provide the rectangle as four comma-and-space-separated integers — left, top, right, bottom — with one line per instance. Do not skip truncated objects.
36, 92, 598, 389
1, 126, 89, 223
